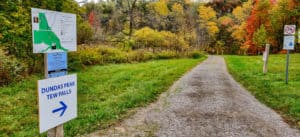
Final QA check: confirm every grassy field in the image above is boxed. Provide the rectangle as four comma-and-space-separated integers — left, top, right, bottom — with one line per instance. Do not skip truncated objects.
224, 54, 300, 128
0, 57, 205, 136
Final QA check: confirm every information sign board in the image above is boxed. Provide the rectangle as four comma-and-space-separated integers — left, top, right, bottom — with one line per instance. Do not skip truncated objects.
31, 8, 77, 53
47, 52, 67, 78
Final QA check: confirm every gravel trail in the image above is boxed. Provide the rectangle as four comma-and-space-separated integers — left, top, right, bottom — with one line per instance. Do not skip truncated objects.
86, 56, 300, 137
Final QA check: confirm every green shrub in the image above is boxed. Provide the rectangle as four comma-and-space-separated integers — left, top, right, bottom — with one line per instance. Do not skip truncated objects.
189, 51, 204, 59
127, 50, 155, 62
123, 39, 135, 50
133, 28, 189, 53
99, 47, 128, 63
68, 45, 102, 71
156, 51, 180, 59
160, 31, 189, 52
79, 46, 103, 65
69, 45, 130, 67
133, 27, 164, 50
69, 52, 84, 71
0, 48, 27, 86
68, 45, 204, 72
77, 21, 93, 44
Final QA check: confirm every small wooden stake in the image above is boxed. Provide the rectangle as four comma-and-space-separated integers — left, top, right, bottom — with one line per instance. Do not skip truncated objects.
263, 44, 270, 74
47, 125, 64, 137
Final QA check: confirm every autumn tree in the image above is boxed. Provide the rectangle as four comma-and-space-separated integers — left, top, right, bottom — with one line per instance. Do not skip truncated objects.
217, 15, 234, 53
146, 0, 169, 30
253, 25, 268, 49
207, 0, 242, 17
198, 4, 219, 48
245, 0, 272, 54
88, 11, 96, 27
231, 0, 252, 54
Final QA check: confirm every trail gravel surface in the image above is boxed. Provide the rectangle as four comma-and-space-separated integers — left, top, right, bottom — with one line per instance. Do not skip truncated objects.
85, 56, 300, 137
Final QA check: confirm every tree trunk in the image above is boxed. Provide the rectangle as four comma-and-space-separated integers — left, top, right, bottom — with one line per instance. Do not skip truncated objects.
127, 0, 137, 40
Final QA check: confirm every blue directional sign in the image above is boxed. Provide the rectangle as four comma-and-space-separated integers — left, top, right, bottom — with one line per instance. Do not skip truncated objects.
52, 101, 67, 117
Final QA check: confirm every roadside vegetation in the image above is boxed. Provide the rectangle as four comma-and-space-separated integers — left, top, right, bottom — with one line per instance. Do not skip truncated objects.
225, 54, 300, 128
0, 57, 206, 137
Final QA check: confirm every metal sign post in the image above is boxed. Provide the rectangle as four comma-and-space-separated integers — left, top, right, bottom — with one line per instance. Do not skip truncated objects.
283, 25, 296, 84
285, 50, 290, 84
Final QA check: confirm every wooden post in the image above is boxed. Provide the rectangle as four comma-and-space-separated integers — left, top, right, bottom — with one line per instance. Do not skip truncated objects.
47, 125, 64, 137
263, 44, 270, 74
45, 53, 64, 137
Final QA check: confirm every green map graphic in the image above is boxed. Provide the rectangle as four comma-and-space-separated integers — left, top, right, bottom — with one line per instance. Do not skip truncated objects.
34, 13, 67, 52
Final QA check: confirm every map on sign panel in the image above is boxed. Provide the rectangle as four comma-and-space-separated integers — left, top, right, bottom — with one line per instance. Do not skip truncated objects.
31, 8, 76, 53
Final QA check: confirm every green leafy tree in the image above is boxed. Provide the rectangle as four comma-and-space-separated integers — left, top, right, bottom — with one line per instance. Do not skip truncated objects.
253, 25, 268, 48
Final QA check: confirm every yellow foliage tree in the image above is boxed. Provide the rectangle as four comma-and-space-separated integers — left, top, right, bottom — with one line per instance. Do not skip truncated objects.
232, 6, 244, 22
232, 0, 253, 22
198, 5, 219, 38
231, 0, 253, 46
172, 3, 184, 15
160, 31, 189, 52
133, 27, 164, 51
218, 16, 233, 26
231, 22, 247, 43
153, 0, 169, 16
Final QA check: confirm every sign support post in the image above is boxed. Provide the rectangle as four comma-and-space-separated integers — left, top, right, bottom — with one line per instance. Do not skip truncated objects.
263, 44, 270, 74
283, 25, 296, 84
45, 53, 65, 137
47, 124, 63, 137
285, 50, 290, 84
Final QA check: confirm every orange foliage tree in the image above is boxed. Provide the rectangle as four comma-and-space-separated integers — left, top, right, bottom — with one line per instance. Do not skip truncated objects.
244, 0, 274, 55
88, 11, 95, 27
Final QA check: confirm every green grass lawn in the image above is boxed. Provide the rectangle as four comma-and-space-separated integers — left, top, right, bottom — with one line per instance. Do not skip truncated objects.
0, 58, 205, 137
224, 54, 300, 128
